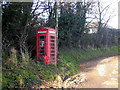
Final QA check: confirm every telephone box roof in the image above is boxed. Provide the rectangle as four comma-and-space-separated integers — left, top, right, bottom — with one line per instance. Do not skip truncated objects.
36, 27, 56, 32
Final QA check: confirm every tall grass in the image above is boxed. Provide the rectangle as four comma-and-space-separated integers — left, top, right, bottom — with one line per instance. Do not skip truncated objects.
9, 48, 17, 66
57, 46, 118, 77
2, 46, 118, 88
21, 53, 29, 65
59, 46, 118, 62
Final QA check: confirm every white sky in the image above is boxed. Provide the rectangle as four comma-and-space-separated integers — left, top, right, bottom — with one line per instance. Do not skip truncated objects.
100, 0, 119, 29
86, 0, 119, 29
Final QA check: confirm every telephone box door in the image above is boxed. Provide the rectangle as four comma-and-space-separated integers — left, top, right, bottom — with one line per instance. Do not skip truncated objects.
37, 34, 46, 62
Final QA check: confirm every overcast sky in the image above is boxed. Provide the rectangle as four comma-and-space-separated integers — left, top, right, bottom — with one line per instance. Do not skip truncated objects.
103, 0, 119, 29
87, 0, 119, 29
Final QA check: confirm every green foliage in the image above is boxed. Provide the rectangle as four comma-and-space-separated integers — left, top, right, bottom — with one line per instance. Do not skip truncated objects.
2, 75, 7, 88
2, 2, 33, 40
60, 46, 118, 61
57, 46, 118, 77
2, 1, 119, 88
2, 54, 57, 88
0, 72, 2, 90
2, 46, 118, 88
58, 10, 75, 47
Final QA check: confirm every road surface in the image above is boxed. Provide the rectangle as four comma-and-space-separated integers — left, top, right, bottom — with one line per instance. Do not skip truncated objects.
77, 56, 118, 88
33, 56, 119, 88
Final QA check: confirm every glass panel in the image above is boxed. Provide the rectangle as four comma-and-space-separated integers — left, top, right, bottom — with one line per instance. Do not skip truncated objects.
51, 47, 54, 49
51, 44, 54, 46
40, 40, 44, 42
39, 54, 44, 56
51, 54, 54, 56
40, 36, 45, 39
50, 36, 54, 39
51, 51, 54, 53
51, 58, 54, 60
50, 36, 55, 61
40, 51, 44, 53
40, 40, 45, 47
40, 44, 44, 46
51, 40, 54, 42
40, 47, 44, 49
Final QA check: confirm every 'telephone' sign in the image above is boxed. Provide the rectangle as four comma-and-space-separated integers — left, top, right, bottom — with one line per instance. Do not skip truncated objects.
38, 31, 47, 33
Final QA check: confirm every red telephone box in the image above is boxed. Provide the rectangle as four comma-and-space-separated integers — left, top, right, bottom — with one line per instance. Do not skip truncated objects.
36, 27, 57, 66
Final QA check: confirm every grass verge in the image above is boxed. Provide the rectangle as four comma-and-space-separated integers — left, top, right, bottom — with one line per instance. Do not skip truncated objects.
2, 46, 119, 88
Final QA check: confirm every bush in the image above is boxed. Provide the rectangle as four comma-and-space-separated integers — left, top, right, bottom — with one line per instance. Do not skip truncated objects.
2, 46, 118, 88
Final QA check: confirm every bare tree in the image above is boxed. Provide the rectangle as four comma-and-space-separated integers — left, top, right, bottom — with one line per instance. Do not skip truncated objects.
90, 1, 116, 48
54, 1, 58, 55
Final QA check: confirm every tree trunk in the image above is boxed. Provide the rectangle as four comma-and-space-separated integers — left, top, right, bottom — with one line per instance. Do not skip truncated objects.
54, 1, 58, 58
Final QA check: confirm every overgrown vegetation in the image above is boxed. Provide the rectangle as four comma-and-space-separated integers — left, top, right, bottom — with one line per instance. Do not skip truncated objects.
1, 1, 119, 89
2, 46, 119, 88
2, 52, 57, 88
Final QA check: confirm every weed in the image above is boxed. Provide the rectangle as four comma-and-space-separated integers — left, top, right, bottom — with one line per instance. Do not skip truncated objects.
10, 47, 17, 66
21, 53, 29, 65
2, 46, 118, 88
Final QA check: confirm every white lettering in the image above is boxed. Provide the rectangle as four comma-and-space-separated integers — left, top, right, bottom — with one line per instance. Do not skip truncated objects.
38, 31, 47, 33
49, 31, 55, 33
